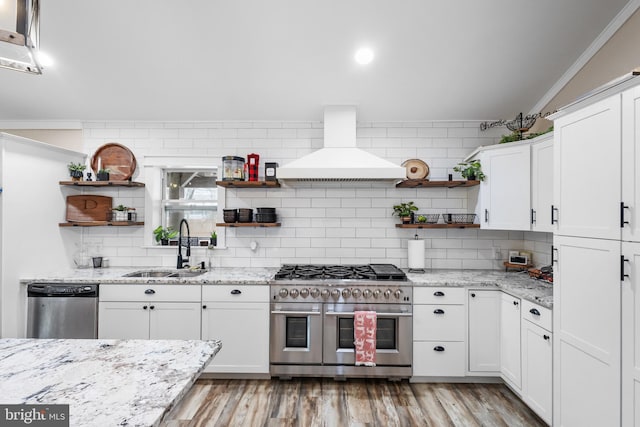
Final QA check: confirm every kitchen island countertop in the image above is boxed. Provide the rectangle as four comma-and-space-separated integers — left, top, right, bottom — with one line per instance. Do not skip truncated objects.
0, 339, 221, 427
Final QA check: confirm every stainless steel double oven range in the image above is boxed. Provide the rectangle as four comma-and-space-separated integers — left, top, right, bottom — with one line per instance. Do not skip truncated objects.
270, 264, 412, 379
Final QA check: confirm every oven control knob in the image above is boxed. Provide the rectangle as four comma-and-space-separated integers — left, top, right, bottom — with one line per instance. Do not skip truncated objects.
310, 288, 320, 298
299, 288, 309, 298
394, 289, 403, 299
384, 289, 392, 299
289, 289, 299, 298
279, 288, 289, 298
331, 289, 340, 299
363, 289, 372, 299
373, 289, 381, 299
342, 288, 351, 298
320, 289, 330, 299
352, 289, 362, 298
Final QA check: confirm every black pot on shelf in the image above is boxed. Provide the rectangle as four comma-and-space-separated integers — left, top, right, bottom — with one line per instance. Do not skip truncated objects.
161, 239, 169, 246
210, 237, 217, 246
97, 171, 110, 181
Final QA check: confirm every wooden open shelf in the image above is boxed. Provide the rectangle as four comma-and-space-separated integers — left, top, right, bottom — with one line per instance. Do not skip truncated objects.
59, 221, 145, 227
395, 179, 480, 188
216, 222, 281, 228
396, 223, 480, 229
59, 180, 145, 187
216, 180, 280, 188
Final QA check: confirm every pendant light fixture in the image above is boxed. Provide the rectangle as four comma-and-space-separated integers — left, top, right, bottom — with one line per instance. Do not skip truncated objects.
0, 0, 42, 74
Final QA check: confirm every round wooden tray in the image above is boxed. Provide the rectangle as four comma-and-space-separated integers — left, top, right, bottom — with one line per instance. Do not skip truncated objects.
91, 143, 137, 181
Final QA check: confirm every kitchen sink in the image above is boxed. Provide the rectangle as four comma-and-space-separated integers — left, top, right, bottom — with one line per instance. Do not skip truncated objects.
123, 269, 206, 278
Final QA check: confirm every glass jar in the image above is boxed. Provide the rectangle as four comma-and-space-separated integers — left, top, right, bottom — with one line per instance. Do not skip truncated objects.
222, 156, 245, 181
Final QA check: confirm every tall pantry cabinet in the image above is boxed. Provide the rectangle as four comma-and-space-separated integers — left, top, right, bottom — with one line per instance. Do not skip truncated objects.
552, 75, 640, 427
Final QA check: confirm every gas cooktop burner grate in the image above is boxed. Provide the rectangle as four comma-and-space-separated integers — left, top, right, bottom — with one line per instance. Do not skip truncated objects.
274, 263, 407, 281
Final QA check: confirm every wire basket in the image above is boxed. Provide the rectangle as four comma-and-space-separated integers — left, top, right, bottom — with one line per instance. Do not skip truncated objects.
443, 213, 476, 224
414, 213, 440, 224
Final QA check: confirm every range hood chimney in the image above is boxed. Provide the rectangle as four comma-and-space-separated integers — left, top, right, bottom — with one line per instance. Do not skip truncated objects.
277, 106, 406, 181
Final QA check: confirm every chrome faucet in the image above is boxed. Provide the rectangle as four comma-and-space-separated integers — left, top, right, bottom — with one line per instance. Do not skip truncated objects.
177, 219, 191, 269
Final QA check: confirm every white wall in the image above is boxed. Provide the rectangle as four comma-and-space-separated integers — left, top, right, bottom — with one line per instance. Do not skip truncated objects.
0, 133, 84, 337
79, 121, 552, 269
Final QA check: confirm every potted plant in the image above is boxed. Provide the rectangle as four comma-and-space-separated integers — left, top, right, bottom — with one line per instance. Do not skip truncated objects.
153, 225, 178, 246
97, 168, 110, 181
67, 162, 86, 181
112, 204, 130, 221
453, 160, 486, 181
392, 201, 419, 224
210, 231, 217, 247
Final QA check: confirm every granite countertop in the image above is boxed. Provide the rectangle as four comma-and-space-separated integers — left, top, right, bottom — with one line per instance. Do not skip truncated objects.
19, 267, 279, 285
20, 267, 552, 308
407, 269, 553, 309
0, 339, 221, 427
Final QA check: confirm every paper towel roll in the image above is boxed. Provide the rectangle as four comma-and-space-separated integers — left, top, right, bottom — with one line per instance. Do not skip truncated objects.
408, 239, 425, 270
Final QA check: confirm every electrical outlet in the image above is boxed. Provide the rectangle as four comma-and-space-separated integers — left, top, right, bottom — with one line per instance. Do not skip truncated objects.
493, 247, 502, 260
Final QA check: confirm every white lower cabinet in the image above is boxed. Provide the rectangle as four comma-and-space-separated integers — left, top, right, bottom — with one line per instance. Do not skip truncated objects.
500, 293, 521, 390
98, 284, 201, 340
201, 285, 269, 374
468, 290, 501, 372
413, 287, 466, 377
622, 241, 640, 426
522, 317, 553, 425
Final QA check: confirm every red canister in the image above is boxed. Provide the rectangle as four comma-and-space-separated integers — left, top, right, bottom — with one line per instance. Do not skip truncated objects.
247, 153, 260, 181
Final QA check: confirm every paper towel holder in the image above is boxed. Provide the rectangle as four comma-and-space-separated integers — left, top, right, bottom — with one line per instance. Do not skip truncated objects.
408, 234, 426, 274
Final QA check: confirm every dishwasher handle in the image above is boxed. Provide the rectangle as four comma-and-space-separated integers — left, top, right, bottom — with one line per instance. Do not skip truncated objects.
27, 284, 99, 297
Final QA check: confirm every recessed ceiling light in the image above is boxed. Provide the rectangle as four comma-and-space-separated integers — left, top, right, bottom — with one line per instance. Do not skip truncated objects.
354, 47, 374, 65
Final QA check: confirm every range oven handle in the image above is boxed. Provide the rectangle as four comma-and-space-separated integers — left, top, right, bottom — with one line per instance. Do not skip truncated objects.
270, 310, 321, 315
324, 311, 412, 317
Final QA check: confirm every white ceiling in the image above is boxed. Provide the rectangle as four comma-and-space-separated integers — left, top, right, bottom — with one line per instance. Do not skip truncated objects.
0, 0, 633, 122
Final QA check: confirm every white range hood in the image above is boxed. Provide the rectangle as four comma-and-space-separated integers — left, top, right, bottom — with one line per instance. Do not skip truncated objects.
277, 106, 406, 181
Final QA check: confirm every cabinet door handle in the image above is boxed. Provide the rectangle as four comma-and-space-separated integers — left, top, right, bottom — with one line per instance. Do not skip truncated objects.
433, 309, 445, 314
529, 308, 540, 316
470, 293, 476, 298
144, 289, 156, 295
484, 209, 489, 223
202, 305, 207, 309
513, 300, 519, 306
621, 255, 630, 281
551, 245, 558, 264
531, 208, 536, 224
551, 205, 558, 225
433, 346, 445, 352
230, 289, 242, 295
621, 202, 630, 228
543, 335, 550, 341
433, 291, 445, 297
143, 305, 148, 310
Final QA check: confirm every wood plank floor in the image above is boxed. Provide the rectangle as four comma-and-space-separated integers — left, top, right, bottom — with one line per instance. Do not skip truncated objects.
162, 379, 547, 427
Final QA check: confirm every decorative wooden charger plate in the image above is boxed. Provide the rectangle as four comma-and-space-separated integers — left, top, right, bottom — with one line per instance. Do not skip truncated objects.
91, 143, 137, 181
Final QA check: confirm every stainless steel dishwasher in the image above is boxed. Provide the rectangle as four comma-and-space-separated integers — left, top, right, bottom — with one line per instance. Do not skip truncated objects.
27, 283, 99, 338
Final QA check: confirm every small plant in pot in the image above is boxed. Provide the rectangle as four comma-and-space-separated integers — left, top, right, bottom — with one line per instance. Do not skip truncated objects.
67, 162, 86, 181
453, 160, 485, 181
97, 168, 110, 181
210, 231, 217, 247
111, 204, 130, 221
153, 225, 178, 246
392, 201, 419, 224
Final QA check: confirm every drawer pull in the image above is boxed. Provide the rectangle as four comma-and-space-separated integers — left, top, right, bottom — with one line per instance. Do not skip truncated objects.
144, 289, 156, 295
202, 305, 207, 309
433, 346, 445, 352
433, 309, 445, 314
433, 291, 445, 297
230, 289, 242, 295
529, 308, 541, 316
543, 335, 550, 341
470, 293, 476, 298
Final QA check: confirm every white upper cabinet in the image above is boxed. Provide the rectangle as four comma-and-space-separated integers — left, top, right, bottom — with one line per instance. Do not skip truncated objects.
478, 142, 531, 230
622, 85, 640, 243
530, 135, 554, 232
553, 94, 622, 240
